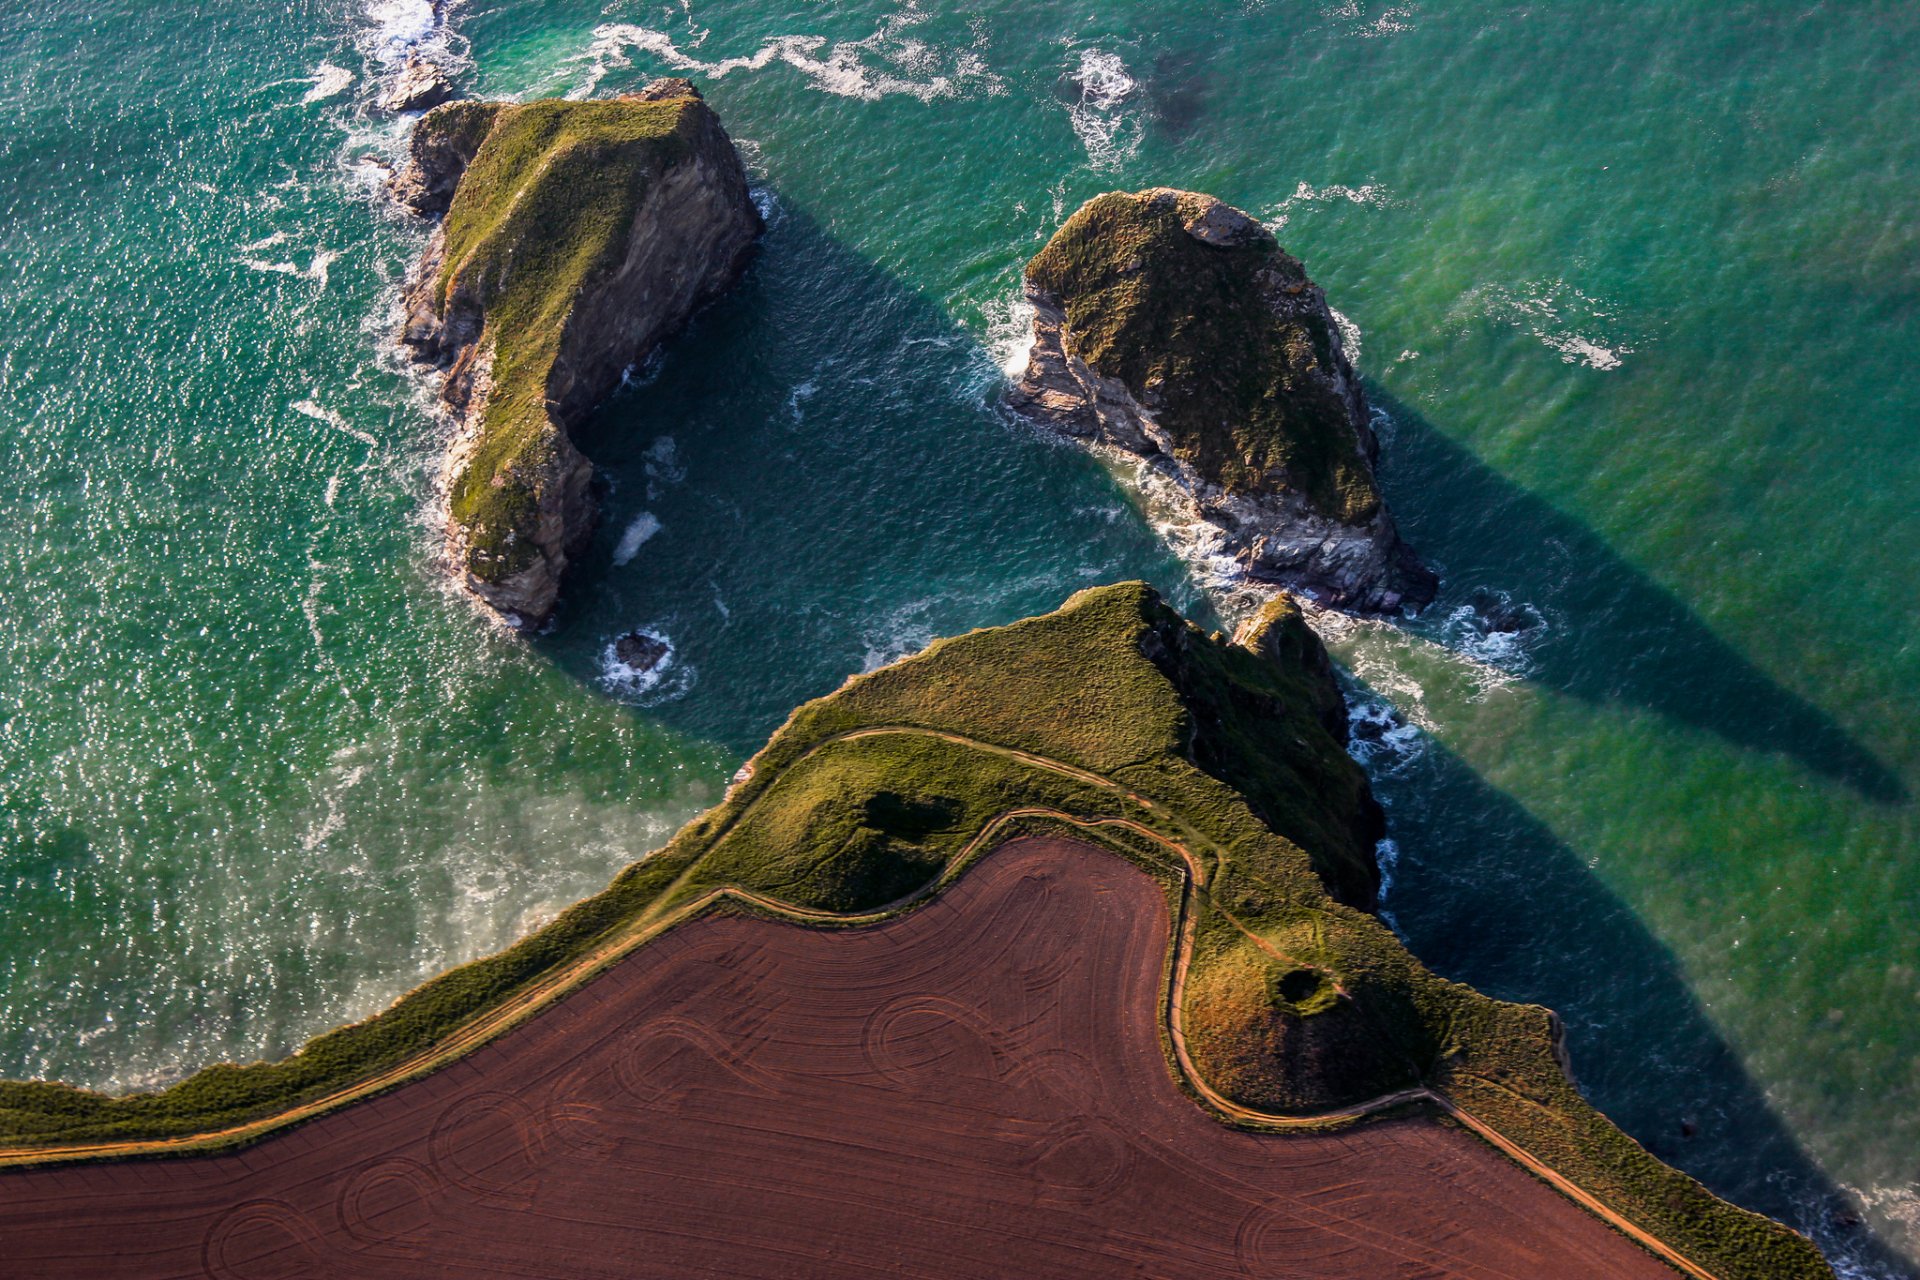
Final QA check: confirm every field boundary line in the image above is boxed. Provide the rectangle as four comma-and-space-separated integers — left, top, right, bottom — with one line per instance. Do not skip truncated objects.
0, 726, 1715, 1280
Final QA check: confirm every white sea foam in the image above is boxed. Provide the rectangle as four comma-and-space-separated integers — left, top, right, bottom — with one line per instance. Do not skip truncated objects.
1064, 47, 1143, 171
302, 63, 354, 104
570, 8, 1002, 104
1373, 837, 1403, 928
362, 0, 440, 66
981, 288, 1036, 379
323, 474, 342, 508
611, 512, 661, 566
859, 598, 941, 672
1431, 587, 1547, 682
292, 398, 381, 448
1264, 180, 1394, 231
1344, 689, 1429, 776
1461, 278, 1636, 370
643, 435, 685, 500
786, 379, 819, 421
1330, 307, 1363, 368
751, 184, 779, 224
1323, 1, 1417, 38
240, 250, 337, 288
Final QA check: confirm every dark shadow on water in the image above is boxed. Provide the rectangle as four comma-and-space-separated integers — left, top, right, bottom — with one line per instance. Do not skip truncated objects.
1361, 723, 1912, 1276
1369, 388, 1906, 804
1147, 47, 1215, 142
536, 197, 1214, 755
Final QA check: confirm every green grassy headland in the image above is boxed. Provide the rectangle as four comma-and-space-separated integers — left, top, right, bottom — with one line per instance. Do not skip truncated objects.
0, 584, 1828, 1279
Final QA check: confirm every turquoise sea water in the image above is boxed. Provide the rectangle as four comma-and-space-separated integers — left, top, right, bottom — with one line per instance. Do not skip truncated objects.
3, 0, 1916, 1270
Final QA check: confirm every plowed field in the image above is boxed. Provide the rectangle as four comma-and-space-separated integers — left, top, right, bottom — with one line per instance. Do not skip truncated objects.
0, 838, 1675, 1278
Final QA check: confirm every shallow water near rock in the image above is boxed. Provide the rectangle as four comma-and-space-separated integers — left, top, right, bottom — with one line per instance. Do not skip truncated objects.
2, 0, 1917, 1272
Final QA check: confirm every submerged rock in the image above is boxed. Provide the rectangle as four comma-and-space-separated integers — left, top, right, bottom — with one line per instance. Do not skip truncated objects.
395, 82, 761, 626
1009, 188, 1435, 613
613, 630, 670, 672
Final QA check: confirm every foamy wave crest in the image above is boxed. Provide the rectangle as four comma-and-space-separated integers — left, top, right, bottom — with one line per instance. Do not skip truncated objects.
1344, 692, 1429, 777
981, 287, 1036, 379
643, 435, 685, 501
1265, 179, 1395, 229
1373, 837, 1404, 927
611, 512, 661, 566
1330, 307, 1363, 368
1130, 461, 1270, 622
1323, 1, 1417, 38
303, 64, 354, 104
1064, 47, 1143, 171
1431, 587, 1547, 683
860, 599, 940, 672
292, 398, 381, 449
1460, 278, 1637, 370
363, 0, 447, 66
571, 8, 1002, 103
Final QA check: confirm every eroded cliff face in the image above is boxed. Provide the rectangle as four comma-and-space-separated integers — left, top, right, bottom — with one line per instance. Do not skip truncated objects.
395, 81, 760, 626
1010, 188, 1435, 613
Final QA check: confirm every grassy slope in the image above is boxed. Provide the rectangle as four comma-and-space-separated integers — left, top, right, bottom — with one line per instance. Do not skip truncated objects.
1026, 189, 1380, 522
425, 98, 698, 581
0, 585, 1827, 1279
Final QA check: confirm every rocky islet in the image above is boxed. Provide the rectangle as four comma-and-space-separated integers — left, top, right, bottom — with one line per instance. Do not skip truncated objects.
396, 81, 761, 627
1011, 188, 1436, 613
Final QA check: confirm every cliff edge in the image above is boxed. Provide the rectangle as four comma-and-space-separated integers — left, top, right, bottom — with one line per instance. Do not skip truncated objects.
0, 583, 1831, 1280
1010, 188, 1435, 613
396, 82, 760, 626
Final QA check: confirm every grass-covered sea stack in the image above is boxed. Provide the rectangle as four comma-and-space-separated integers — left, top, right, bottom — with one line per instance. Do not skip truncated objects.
1011, 188, 1435, 612
396, 81, 760, 626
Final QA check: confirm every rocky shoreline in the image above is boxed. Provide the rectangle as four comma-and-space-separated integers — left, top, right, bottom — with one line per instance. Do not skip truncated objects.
394, 80, 760, 627
1010, 188, 1435, 614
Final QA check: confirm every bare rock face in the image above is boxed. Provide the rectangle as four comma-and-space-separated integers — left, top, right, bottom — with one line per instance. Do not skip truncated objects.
394, 82, 760, 627
1009, 188, 1434, 613
388, 100, 500, 217
380, 57, 457, 114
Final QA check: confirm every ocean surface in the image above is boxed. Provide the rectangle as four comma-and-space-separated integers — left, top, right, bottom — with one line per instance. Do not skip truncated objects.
2, 0, 1916, 1270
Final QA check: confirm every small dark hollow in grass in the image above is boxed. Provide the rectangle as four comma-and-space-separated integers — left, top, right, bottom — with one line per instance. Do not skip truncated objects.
1277, 968, 1324, 1005
863, 792, 961, 841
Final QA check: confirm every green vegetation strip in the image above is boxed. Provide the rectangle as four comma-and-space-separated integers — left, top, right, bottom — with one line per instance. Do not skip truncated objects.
0, 585, 1827, 1280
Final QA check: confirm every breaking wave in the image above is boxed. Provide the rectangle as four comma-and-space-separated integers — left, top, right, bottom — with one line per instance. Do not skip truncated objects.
570, 8, 1003, 103
612, 512, 662, 567
1459, 278, 1638, 371
1063, 47, 1143, 170
599, 629, 695, 703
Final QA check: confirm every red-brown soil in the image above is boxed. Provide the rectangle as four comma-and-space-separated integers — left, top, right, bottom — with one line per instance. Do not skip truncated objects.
0, 838, 1676, 1279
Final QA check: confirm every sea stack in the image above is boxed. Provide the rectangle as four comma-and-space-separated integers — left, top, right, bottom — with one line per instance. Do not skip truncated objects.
396, 80, 761, 627
1010, 188, 1435, 612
